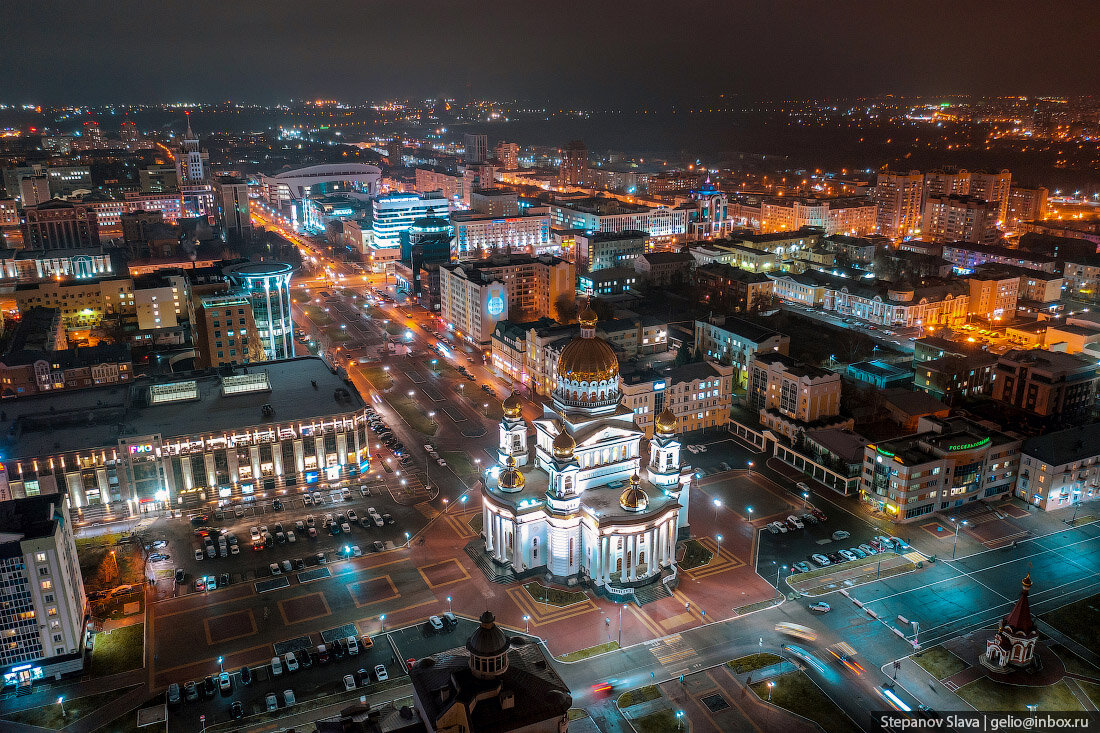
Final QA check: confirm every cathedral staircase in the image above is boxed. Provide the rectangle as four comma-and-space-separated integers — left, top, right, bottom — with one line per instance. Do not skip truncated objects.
632, 567, 676, 606
464, 541, 515, 584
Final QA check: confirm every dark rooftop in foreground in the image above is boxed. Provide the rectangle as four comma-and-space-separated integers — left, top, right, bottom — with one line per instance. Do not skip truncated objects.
0, 495, 63, 542
1022, 423, 1100, 467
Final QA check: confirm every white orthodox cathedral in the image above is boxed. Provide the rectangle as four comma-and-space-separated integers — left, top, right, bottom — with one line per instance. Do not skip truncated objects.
481, 303, 692, 590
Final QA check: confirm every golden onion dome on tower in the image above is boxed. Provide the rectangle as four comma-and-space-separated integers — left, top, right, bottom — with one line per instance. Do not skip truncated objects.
654, 407, 678, 435
578, 300, 598, 328
502, 391, 523, 419
551, 423, 576, 459
619, 474, 649, 512
498, 455, 524, 492
557, 302, 619, 384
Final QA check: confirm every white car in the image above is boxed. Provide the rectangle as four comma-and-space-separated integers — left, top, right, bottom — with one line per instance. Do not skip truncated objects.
810, 553, 831, 567
286, 530, 296, 544
808, 601, 831, 613
229, 544, 240, 556
838, 549, 858, 562
284, 652, 299, 672
429, 615, 444, 631
831, 530, 851, 541
771, 521, 788, 534
250, 526, 261, 541
269, 562, 282, 576
374, 664, 389, 682
343, 674, 356, 691
786, 515, 805, 530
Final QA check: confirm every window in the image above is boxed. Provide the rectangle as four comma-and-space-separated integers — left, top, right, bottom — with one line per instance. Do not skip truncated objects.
35, 552, 46, 562
41, 580, 52, 591
38, 566, 50, 576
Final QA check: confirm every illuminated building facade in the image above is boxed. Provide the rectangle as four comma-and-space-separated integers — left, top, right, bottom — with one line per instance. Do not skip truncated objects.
451, 212, 551, 260
225, 261, 295, 361
21, 201, 101, 251
861, 416, 1021, 521
366, 192, 449, 270
872, 170, 924, 239
0, 357, 371, 510
921, 194, 999, 245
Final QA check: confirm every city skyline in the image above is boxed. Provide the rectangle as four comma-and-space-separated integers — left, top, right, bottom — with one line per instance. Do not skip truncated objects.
2, 1, 1099, 104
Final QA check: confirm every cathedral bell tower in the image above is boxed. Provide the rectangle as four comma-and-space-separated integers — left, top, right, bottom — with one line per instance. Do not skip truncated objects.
497, 392, 528, 466
544, 421, 581, 513
647, 408, 682, 488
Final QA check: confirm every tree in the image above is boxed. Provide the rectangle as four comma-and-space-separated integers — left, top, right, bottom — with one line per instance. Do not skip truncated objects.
554, 293, 578, 323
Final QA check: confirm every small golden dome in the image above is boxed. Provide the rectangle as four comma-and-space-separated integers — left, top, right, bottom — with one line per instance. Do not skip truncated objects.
578, 300, 598, 328
502, 392, 523, 418
498, 455, 524, 491
552, 425, 575, 458
654, 407, 677, 435
619, 474, 649, 512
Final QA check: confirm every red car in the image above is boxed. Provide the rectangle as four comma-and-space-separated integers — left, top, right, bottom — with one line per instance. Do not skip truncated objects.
810, 508, 827, 522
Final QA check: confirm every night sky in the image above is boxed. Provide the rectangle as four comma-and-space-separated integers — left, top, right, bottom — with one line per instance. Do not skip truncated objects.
3, 0, 1098, 104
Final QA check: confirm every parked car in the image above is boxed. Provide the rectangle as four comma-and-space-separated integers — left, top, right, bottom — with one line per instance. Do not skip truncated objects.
374, 664, 389, 682
766, 523, 780, 535
202, 675, 216, 699
838, 549, 858, 562
826, 552, 843, 564
371, 541, 385, 552
194, 548, 203, 561
831, 530, 851, 541
346, 510, 358, 522
265, 693, 278, 711
810, 508, 827, 522
294, 557, 306, 570
273, 499, 283, 511
429, 615, 444, 632
859, 543, 878, 556
281, 559, 293, 573
174, 568, 186, 584
269, 562, 282, 576
285, 652, 299, 672
183, 680, 199, 702
240, 666, 253, 686
341, 522, 352, 534
194, 577, 207, 592
219, 573, 230, 587
810, 553, 831, 566
231, 701, 244, 719
168, 682, 181, 706
808, 601, 831, 613
305, 515, 316, 527
356, 667, 371, 685
361, 634, 374, 650
787, 515, 805, 530
792, 561, 812, 573
218, 671, 232, 694
800, 513, 818, 525
849, 547, 868, 559
343, 674, 357, 691
383, 513, 394, 525
271, 656, 284, 676
346, 635, 359, 655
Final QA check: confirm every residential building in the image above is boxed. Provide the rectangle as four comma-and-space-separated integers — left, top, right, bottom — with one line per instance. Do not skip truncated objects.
757, 195, 876, 236
968, 169, 1012, 221
861, 415, 1022, 521
132, 272, 187, 332
914, 352, 999, 405
463, 133, 488, 164
633, 251, 693, 285
694, 316, 790, 388
191, 291, 263, 368
214, 176, 251, 236
846, 360, 914, 389
14, 276, 134, 327
921, 194, 999, 245
922, 168, 972, 204
968, 267, 1020, 321
745, 352, 849, 442
688, 243, 778, 272
559, 140, 588, 185
1061, 255, 1100, 300
577, 266, 638, 296
872, 170, 923, 238
123, 192, 182, 222
414, 167, 463, 202
913, 336, 979, 363
0, 357, 371, 509
469, 188, 519, 217
693, 264, 775, 313
941, 242, 1057, 273
21, 201, 101, 251
441, 255, 574, 348
825, 234, 879, 263
0, 495, 87, 685
19, 176, 51, 207
621, 360, 735, 437
450, 211, 551, 260
1006, 186, 1049, 226
494, 141, 519, 170
1018, 232, 1097, 262
409, 610, 571, 733
993, 349, 1099, 421
0, 199, 19, 229
1017, 423, 1100, 511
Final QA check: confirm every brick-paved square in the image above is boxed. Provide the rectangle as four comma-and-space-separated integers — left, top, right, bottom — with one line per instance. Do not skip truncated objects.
417, 558, 469, 588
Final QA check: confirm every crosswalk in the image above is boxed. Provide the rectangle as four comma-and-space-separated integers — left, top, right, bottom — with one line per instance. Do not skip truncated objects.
649, 634, 697, 667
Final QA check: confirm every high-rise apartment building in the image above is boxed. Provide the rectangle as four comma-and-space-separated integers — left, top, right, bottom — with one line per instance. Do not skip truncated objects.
0, 495, 87, 684
1006, 186, 1049, 225
872, 170, 924, 238
922, 167, 971, 206
969, 169, 1012, 222
214, 176, 252, 236
463, 133, 488, 164
559, 140, 588, 186
921, 194, 999, 245
494, 141, 519, 169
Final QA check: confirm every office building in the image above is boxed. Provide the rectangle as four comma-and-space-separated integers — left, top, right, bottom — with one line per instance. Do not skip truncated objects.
969, 169, 1012, 222
559, 140, 588, 186
494, 141, 520, 169
441, 255, 574, 348
746, 352, 849, 441
395, 216, 453, 299
469, 188, 519, 217
577, 267, 638, 296
0, 357, 370, 509
0, 495, 87, 686
0, 249, 117, 285
621, 360, 735, 437
225, 261, 295, 361
74, 192, 125, 230
633, 251, 694, 285
366, 192, 450, 270
968, 267, 1020, 321
757, 195, 876, 236
550, 197, 691, 242
176, 118, 213, 221
15, 276, 133, 327
139, 165, 179, 194
921, 194, 999, 245
993, 349, 1099, 421
123, 192, 183, 223
191, 291, 263, 368
574, 230, 646, 273
20, 176, 51, 207
941, 242, 1057, 273
1017, 423, 1100, 511
463, 133, 488, 164
861, 415, 1022, 521
21, 201, 101, 250
450, 211, 551, 260
873, 170, 924, 238
214, 176, 251, 236
0, 199, 19, 229
694, 316, 789, 388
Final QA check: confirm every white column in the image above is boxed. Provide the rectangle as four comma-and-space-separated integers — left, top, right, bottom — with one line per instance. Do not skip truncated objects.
603, 537, 611, 583
649, 530, 657, 574
485, 510, 494, 552
594, 534, 602, 583
628, 535, 637, 581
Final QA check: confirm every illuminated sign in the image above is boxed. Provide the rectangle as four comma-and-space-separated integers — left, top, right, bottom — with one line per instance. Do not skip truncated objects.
129, 444, 153, 455
653, 380, 667, 391
487, 294, 505, 317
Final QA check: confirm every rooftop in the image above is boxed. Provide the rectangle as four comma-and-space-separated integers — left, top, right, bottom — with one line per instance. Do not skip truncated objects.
0, 357, 363, 460
1022, 423, 1100, 467
0, 495, 65, 544
753, 351, 834, 379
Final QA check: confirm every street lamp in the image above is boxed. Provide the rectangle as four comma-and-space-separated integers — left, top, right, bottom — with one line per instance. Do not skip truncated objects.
380, 614, 386, 632
217, 656, 223, 672
58, 696, 65, 718
713, 497, 722, 520
716, 534, 723, 559
618, 604, 623, 647
767, 680, 775, 701
951, 518, 968, 559
775, 563, 787, 601
746, 506, 754, 522
523, 614, 530, 633
802, 491, 810, 509
405, 532, 411, 547
676, 710, 684, 730
447, 595, 452, 612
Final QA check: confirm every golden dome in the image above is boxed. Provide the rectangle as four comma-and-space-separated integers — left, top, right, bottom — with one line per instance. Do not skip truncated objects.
654, 407, 677, 435
498, 455, 524, 491
502, 392, 523, 419
552, 424, 575, 459
558, 337, 618, 383
578, 300, 598, 328
619, 474, 649, 512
